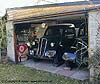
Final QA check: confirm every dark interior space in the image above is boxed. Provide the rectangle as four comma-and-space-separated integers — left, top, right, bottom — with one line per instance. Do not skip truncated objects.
14, 14, 88, 69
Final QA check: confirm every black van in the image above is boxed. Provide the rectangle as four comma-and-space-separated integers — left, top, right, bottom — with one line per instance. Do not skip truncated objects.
33, 24, 76, 66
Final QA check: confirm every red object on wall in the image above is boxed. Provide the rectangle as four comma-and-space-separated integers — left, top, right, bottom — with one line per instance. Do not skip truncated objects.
17, 43, 28, 54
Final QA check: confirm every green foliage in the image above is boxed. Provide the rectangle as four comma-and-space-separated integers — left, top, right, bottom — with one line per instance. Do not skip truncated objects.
90, 47, 100, 83
90, 47, 100, 68
0, 15, 7, 49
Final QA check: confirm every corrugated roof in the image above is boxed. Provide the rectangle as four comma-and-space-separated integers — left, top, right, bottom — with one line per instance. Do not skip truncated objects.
7, 1, 100, 21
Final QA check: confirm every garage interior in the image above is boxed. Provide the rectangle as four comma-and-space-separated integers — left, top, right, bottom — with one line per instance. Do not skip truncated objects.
14, 12, 88, 69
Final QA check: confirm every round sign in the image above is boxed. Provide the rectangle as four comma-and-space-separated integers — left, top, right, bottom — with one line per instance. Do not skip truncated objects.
19, 46, 24, 53
17, 43, 28, 53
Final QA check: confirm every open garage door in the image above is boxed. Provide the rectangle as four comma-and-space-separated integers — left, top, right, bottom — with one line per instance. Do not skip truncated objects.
14, 12, 88, 69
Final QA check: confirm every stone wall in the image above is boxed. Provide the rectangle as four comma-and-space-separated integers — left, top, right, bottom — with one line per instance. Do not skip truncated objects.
88, 10, 100, 50
6, 21, 15, 62
88, 10, 100, 82
96, 25, 100, 47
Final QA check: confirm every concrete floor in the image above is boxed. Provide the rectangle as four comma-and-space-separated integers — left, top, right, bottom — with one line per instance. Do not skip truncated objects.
20, 59, 89, 80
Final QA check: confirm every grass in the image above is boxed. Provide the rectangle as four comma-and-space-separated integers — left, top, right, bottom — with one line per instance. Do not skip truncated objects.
0, 62, 89, 84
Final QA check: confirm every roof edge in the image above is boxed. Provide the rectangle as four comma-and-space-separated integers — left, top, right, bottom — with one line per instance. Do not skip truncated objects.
7, 1, 100, 11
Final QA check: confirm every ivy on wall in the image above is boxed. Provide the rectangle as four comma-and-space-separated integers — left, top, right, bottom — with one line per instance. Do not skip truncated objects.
90, 24, 100, 83
0, 15, 7, 49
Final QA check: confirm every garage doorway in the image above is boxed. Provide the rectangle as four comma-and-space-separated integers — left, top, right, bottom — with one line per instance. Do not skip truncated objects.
14, 13, 88, 69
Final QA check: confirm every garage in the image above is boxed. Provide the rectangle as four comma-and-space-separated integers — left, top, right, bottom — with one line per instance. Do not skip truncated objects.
6, 1, 100, 79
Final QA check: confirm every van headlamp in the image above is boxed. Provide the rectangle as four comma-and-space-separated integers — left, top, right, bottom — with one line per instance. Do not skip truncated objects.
50, 42, 55, 47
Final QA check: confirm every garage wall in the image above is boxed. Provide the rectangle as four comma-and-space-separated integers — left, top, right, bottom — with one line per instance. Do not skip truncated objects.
88, 10, 100, 81
6, 21, 15, 62
89, 10, 100, 50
